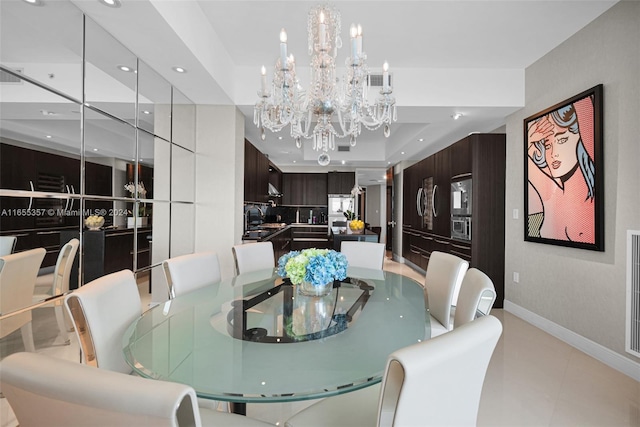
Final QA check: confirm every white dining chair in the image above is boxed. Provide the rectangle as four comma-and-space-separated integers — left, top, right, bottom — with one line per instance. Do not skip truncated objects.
65, 268, 229, 413
424, 251, 469, 337
163, 251, 222, 298
232, 241, 275, 275
285, 315, 503, 427
32, 238, 79, 344
0, 248, 46, 353
453, 268, 497, 329
0, 352, 273, 427
0, 235, 17, 256
340, 241, 386, 270
64, 269, 141, 372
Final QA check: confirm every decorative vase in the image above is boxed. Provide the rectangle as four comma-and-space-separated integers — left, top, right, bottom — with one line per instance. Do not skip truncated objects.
297, 280, 334, 297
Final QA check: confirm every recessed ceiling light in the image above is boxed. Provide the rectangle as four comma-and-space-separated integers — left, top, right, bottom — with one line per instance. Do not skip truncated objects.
387, 161, 391, 164
341, 160, 345, 165
172, 67, 187, 73
22, 0, 44, 6
452, 112, 464, 120
45, 135, 52, 139
99, 0, 121, 8
142, 110, 152, 115
93, 148, 98, 152
117, 65, 134, 72
293, 160, 296, 163
278, 136, 283, 140
401, 151, 405, 155
418, 138, 424, 142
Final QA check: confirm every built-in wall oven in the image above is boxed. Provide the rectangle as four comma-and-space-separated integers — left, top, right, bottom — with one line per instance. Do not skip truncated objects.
450, 175, 472, 240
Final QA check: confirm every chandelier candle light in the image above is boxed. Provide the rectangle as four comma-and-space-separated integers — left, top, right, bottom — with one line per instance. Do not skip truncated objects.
254, 4, 397, 165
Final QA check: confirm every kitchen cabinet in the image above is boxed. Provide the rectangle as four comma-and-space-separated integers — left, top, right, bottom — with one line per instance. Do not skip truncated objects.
327, 171, 355, 195
266, 226, 292, 261
402, 133, 505, 307
244, 139, 270, 203
82, 228, 151, 283
282, 173, 328, 206
432, 148, 451, 237
290, 225, 329, 250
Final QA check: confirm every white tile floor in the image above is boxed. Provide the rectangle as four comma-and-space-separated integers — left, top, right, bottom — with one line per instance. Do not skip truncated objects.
2, 258, 638, 426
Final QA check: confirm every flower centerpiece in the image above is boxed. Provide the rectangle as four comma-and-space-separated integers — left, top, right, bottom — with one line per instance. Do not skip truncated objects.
124, 181, 148, 228
277, 248, 348, 296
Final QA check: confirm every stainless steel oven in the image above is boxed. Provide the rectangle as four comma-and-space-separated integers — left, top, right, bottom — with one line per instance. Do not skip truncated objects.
451, 216, 472, 241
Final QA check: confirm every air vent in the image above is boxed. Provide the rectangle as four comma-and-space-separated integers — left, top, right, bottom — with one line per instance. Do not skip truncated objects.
337, 145, 350, 152
0, 68, 23, 84
627, 230, 640, 357
368, 74, 392, 88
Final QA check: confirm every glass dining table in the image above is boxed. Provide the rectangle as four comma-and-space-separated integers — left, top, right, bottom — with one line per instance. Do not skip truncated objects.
122, 267, 429, 413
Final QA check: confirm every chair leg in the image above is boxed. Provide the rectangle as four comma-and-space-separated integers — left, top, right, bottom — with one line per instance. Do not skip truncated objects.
54, 305, 70, 345
20, 322, 35, 352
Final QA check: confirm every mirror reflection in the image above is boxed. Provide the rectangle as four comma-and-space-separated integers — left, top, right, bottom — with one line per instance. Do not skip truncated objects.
0, 0, 196, 352
138, 61, 172, 141
0, 0, 83, 100
84, 17, 136, 124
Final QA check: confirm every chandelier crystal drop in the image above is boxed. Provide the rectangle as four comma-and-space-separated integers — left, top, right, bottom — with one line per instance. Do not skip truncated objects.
254, 4, 397, 165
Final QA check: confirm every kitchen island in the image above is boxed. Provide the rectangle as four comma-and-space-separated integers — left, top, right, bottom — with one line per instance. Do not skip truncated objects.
330, 227, 379, 250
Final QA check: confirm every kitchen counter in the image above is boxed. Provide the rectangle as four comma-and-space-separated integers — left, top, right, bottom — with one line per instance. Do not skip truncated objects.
330, 227, 379, 250
242, 223, 329, 242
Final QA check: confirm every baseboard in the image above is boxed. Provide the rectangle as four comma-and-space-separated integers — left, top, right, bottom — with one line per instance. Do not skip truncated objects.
504, 300, 640, 382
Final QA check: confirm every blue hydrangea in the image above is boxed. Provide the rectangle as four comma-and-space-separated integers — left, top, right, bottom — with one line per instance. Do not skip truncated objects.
276, 249, 348, 287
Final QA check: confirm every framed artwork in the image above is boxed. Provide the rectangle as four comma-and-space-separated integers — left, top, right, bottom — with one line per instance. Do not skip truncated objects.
524, 84, 604, 251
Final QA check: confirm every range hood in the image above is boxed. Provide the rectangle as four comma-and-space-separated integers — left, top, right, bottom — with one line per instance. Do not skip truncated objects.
268, 183, 282, 197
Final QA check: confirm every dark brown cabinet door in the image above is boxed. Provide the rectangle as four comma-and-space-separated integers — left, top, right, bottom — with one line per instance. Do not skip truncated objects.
432, 148, 451, 237
0, 144, 36, 191
305, 174, 328, 205
282, 173, 327, 205
244, 140, 270, 203
327, 172, 355, 194
450, 136, 472, 179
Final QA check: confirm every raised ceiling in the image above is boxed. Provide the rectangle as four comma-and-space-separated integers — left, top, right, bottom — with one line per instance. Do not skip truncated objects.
12, 0, 621, 173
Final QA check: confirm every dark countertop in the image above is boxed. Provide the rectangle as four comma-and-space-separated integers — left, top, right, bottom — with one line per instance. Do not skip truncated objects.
330, 227, 378, 236
242, 223, 329, 241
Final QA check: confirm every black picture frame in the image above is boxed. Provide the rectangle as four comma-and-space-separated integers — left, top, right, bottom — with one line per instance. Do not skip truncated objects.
524, 84, 604, 251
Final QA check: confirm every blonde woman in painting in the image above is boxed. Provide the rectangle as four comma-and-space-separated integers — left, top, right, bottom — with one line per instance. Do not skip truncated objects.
526, 95, 596, 243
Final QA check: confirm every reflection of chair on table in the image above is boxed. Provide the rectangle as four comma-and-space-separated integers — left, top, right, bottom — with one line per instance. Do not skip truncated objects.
32, 238, 79, 345
0, 248, 46, 352
0, 352, 272, 427
285, 315, 503, 427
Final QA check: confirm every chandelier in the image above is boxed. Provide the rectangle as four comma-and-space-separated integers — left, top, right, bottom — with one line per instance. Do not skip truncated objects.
254, 4, 397, 165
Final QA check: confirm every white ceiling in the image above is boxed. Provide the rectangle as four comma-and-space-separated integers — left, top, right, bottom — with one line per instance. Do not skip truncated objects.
5, 0, 619, 184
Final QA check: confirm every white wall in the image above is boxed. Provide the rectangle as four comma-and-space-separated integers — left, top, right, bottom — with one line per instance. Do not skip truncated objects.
504, 1, 640, 370
194, 105, 245, 280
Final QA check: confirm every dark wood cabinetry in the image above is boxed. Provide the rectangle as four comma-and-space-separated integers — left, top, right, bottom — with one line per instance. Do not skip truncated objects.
327, 172, 355, 194
244, 139, 270, 203
402, 133, 505, 307
282, 173, 328, 205
290, 225, 329, 250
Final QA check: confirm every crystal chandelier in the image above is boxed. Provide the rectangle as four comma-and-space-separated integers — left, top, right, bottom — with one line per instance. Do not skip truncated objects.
254, 4, 397, 165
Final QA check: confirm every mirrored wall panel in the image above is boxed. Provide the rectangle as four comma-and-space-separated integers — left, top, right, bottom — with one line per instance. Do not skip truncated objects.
0, 78, 82, 193
170, 203, 194, 257
0, 1, 83, 100
171, 145, 195, 203
171, 88, 196, 151
138, 61, 172, 141
84, 17, 136, 124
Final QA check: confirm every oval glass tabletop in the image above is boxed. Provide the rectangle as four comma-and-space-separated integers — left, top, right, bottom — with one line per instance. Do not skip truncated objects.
123, 267, 429, 403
